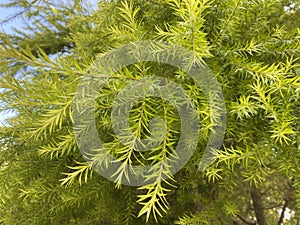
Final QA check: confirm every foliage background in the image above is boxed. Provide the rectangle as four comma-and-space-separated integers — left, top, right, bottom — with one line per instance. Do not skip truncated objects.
0, 0, 299, 224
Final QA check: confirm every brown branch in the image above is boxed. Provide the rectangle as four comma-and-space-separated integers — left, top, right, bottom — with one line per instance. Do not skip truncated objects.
277, 199, 288, 225
237, 214, 256, 225
251, 186, 268, 225
278, 181, 293, 225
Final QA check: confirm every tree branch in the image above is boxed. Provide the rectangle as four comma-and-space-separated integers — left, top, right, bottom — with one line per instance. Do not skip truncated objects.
237, 214, 256, 225
277, 199, 288, 225
251, 186, 268, 225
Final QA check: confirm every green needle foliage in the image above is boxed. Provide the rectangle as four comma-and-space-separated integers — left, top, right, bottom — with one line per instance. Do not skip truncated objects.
0, 0, 299, 224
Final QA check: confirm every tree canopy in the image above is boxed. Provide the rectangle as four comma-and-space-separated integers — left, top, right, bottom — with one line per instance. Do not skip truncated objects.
0, 0, 299, 224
